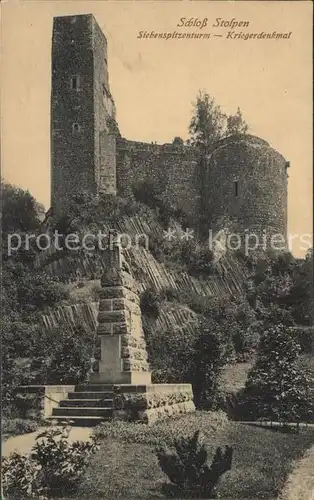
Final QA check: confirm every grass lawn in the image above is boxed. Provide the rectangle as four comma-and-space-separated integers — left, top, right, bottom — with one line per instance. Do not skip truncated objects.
59, 411, 314, 500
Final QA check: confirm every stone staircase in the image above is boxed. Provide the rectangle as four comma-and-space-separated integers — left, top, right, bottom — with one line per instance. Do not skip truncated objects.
50, 385, 114, 426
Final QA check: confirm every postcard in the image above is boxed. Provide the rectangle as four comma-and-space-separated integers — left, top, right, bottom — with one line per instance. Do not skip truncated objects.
1, 1, 313, 499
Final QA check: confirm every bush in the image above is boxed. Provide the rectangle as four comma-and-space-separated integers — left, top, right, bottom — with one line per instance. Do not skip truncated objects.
146, 316, 227, 409
240, 324, 314, 423
2, 425, 100, 499
140, 288, 161, 319
156, 430, 233, 498
93, 411, 229, 446
44, 326, 94, 385
2, 418, 40, 437
192, 318, 226, 409
290, 326, 314, 354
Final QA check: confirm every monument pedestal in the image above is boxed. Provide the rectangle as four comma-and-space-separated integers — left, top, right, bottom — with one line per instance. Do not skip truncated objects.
88, 233, 195, 423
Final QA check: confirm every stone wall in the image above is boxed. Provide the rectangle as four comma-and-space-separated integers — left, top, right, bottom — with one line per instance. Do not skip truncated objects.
92, 17, 116, 196
14, 385, 75, 419
113, 383, 195, 424
51, 14, 116, 212
50, 16, 288, 241
205, 134, 289, 245
116, 138, 200, 225
116, 135, 288, 246
90, 234, 152, 385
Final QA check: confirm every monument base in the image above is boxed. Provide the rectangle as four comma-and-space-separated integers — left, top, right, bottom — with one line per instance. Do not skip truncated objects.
19, 383, 196, 424
89, 370, 152, 385
112, 383, 195, 424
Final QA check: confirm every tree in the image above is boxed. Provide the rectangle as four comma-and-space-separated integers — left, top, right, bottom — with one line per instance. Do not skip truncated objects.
241, 325, 313, 424
192, 318, 225, 408
287, 249, 314, 325
226, 107, 248, 136
172, 136, 184, 147
45, 326, 94, 384
188, 91, 226, 153
249, 250, 314, 326
1, 181, 41, 234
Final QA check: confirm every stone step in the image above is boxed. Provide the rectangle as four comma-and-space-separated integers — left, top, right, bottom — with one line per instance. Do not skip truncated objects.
68, 391, 113, 400
48, 415, 106, 426
59, 399, 113, 408
52, 407, 113, 418
75, 384, 114, 392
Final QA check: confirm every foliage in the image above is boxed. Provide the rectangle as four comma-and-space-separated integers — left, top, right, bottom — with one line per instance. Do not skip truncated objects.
156, 430, 233, 498
2, 425, 100, 499
143, 291, 258, 405
179, 240, 214, 277
106, 115, 121, 137
1, 181, 41, 234
41, 325, 95, 385
240, 325, 314, 423
147, 326, 196, 385
287, 249, 314, 326
93, 411, 229, 446
249, 249, 314, 327
146, 316, 227, 409
2, 324, 94, 417
2, 353, 40, 417
226, 107, 248, 136
182, 296, 259, 361
73, 417, 314, 500
140, 288, 160, 319
2, 263, 69, 314
289, 326, 314, 354
1, 451, 43, 499
132, 179, 185, 228
147, 232, 215, 277
172, 136, 184, 147
50, 192, 148, 236
2, 418, 40, 437
192, 318, 227, 408
188, 90, 226, 153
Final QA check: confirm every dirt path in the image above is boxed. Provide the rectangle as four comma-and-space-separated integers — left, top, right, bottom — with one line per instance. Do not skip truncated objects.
279, 445, 314, 500
2, 427, 93, 457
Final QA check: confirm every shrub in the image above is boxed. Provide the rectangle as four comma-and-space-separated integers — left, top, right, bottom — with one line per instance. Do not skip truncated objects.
289, 326, 314, 354
45, 326, 94, 385
140, 288, 161, 319
184, 243, 214, 277
156, 430, 233, 498
192, 318, 226, 409
146, 316, 228, 409
2, 425, 100, 499
2, 418, 40, 437
93, 411, 229, 446
2, 451, 43, 499
240, 324, 314, 424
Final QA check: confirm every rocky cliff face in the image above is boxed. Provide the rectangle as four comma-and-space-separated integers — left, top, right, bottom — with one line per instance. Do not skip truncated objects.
38, 213, 248, 337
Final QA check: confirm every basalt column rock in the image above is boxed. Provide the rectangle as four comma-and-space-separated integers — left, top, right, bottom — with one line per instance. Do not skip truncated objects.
90, 235, 151, 384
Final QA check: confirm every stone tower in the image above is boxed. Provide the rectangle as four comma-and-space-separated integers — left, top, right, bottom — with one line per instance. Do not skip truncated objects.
205, 134, 289, 247
51, 14, 116, 212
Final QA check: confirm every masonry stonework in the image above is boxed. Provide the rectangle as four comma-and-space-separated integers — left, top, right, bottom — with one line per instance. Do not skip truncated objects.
89, 233, 152, 385
50, 14, 289, 243
51, 14, 116, 212
205, 135, 289, 243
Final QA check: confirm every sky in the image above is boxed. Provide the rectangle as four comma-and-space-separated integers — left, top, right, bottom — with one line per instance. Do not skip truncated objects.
1, 0, 313, 256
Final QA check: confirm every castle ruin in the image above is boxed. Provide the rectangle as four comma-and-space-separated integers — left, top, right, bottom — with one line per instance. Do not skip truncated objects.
51, 13, 289, 243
